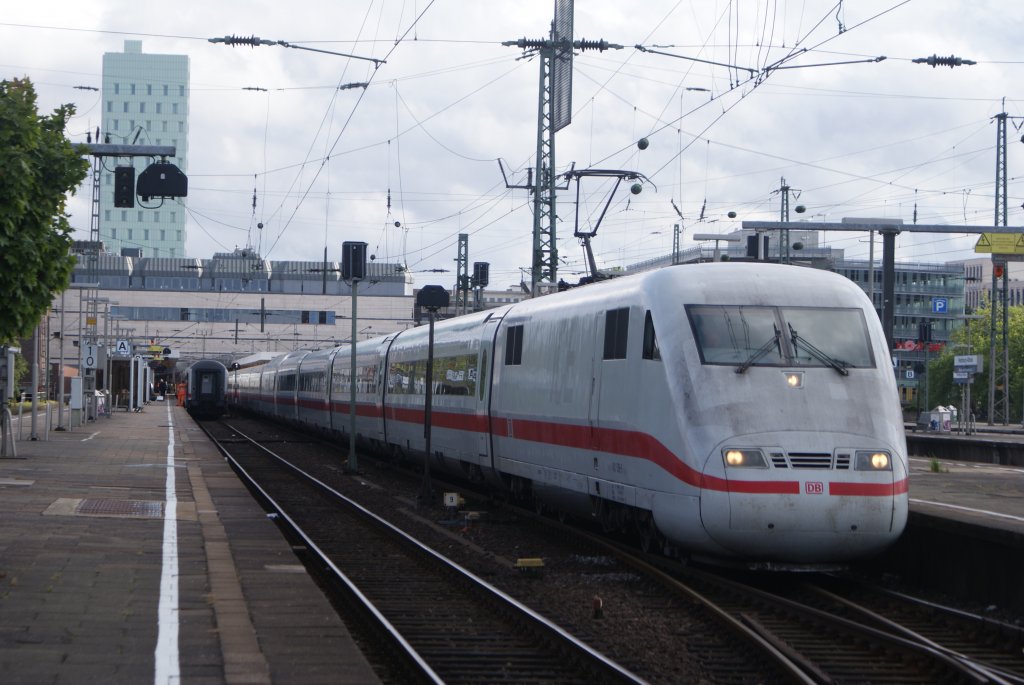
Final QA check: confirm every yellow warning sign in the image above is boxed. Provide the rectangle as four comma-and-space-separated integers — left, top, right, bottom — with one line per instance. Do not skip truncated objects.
975, 233, 1024, 254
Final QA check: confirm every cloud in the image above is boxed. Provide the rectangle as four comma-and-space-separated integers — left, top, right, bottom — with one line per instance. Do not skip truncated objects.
3, 0, 1021, 288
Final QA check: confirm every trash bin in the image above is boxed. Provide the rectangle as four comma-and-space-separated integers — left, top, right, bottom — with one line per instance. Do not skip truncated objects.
923, 408, 951, 432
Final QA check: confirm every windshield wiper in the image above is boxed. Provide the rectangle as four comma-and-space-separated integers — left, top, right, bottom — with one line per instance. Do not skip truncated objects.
788, 323, 849, 376
735, 325, 781, 374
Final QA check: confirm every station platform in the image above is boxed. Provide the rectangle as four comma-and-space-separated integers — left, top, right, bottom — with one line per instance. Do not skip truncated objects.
0, 402, 380, 685
882, 450, 1024, 616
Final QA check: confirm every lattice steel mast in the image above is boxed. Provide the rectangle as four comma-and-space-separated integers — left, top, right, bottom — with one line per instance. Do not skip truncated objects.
504, 0, 620, 295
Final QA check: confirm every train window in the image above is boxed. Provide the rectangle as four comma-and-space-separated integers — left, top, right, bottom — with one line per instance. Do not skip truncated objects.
688, 305, 782, 366
687, 305, 875, 370
603, 308, 629, 360
642, 310, 661, 361
432, 355, 477, 396
781, 307, 875, 369
479, 350, 488, 400
505, 325, 524, 365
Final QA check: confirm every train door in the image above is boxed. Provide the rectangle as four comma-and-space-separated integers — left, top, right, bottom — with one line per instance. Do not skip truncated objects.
593, 306, 633, 435
477, 312, 504, 469
589, 312, 602, 439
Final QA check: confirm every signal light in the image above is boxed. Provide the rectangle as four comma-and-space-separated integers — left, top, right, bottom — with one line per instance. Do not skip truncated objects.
472, 262, 489, 288
341, 241, 368, 280
113, 166, 135, 208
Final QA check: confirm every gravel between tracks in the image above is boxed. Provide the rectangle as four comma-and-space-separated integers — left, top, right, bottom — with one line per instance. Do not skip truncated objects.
223, 417, 765, 684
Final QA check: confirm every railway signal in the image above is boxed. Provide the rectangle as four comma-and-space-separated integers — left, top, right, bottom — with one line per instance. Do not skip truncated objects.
113, 166, 135, 207
343, 241, 368, 472
416, 285, 450, 506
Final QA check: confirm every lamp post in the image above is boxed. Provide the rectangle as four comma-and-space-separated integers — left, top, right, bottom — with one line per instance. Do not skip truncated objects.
415, 285, 451, 506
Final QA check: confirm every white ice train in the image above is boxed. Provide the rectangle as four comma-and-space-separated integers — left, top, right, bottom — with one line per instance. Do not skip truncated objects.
230, 262, 908, 564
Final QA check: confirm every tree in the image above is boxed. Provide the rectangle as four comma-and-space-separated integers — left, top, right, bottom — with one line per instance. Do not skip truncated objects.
0, 78, 89, 343
927, 301, 1024, 420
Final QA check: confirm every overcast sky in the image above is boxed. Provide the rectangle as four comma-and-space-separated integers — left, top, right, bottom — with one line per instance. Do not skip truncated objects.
4, 1, 1022, 289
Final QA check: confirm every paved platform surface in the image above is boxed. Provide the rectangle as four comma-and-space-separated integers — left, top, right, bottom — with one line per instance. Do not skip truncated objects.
0, 402, 380, 685
907, 453, 1024, 535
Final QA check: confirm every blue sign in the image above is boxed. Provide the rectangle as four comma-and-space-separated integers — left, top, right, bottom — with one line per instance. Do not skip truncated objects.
931, 297, 948, 314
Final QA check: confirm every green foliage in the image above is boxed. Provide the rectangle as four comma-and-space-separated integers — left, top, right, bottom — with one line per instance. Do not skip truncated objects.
13, 354, 28, 390
926, 301, 1024, 419
0, 78, 89, 342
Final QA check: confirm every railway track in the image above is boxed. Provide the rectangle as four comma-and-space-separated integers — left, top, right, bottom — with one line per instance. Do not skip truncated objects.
794, 575, 1024, 683
201, 420, 646, 685
559, 523, 1024, 684
203, 414, 1024, 683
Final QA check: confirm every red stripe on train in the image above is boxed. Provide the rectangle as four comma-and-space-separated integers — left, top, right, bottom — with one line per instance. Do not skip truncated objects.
250, 396, 902, 498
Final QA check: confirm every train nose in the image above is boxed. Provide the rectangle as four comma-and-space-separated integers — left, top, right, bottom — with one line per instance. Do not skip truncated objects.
699, 443, 906, 561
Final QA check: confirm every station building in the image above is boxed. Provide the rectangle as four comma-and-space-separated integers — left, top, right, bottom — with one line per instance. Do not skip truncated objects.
35, 230, 1021, 413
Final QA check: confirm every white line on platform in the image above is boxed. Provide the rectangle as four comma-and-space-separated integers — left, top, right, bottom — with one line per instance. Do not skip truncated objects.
910, 498, 1024, 524
80, 432, 100, 442
154, 401, 180, 684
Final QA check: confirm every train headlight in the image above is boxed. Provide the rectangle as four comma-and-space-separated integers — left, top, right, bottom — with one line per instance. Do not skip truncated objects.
723, 448, 768, 468
855, 450, 892, 471
784, 371, 804, 389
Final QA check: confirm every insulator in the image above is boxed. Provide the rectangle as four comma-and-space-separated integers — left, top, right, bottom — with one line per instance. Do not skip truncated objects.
222, 35, 263, 48
913, 54, 975, 68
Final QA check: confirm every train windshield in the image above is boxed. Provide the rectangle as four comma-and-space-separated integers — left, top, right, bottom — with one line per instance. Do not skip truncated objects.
687, 305, 875, 370
781, 307, 875, 369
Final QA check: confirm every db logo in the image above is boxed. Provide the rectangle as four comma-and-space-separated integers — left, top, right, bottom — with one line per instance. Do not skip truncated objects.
805, 481, 824, 495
